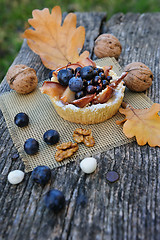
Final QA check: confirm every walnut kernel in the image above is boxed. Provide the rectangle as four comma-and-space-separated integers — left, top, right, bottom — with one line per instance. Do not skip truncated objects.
6, 64, 38, 94
55, 142, 78, 162
124, 62, 153, 92
94, 34, 122, 59
73, 128, 95, 147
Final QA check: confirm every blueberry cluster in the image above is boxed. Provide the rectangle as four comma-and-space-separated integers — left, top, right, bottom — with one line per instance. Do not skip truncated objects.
50, 66, 112, 99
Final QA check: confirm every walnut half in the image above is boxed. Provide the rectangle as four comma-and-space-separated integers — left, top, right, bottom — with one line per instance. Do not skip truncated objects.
73, 128, 95, 147
55, 142, 78, 162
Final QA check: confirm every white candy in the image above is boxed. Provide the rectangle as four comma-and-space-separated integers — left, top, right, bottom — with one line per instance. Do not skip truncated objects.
80, 157, 97, 174
8, 170, 25, 185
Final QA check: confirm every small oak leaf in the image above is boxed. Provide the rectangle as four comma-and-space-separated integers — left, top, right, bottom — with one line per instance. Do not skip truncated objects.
22, 6, 89, 70
116, 103, 160, 147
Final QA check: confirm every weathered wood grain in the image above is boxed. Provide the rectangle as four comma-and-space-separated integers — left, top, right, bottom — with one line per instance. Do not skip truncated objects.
0, 12, 160, 240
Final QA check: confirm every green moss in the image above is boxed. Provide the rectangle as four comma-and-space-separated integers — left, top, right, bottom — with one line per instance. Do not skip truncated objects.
0, 0, 160, 81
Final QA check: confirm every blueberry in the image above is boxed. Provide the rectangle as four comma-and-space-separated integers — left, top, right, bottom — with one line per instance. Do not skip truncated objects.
43, 129, 60, 145
84, 79, 93, 86
75, 67, 82, 75
75, 90, 85, 99
102, 79, 109, 88
67, 67, 74, 74
106, 76, 112, 82
93, 76, 101, 85
14, 112, 29, 127
86, 85, 96, 94
80, 66, 94, 80
44, 189, 65, 213
93, 69, 98, 76
24, 138, 39, 155
96, 84, 103, 93
49, 70, 55, 80
57, 69, 73, 86
95, 67, 104, 74
99, 72, 105, 80
31, 166, 51, 185
69, 76, 83, 92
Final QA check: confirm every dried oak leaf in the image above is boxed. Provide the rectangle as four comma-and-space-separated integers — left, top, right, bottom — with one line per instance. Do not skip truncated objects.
116, 103, 160, 147
22, 6, 89, 70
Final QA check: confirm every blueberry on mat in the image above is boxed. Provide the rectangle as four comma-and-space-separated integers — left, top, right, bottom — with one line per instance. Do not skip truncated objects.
43, 130, 60, 145
24, 138, 39, 155
14, 112, 29, 127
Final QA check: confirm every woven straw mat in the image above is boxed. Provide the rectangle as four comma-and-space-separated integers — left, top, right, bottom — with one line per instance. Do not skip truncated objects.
0, 57, 153, 172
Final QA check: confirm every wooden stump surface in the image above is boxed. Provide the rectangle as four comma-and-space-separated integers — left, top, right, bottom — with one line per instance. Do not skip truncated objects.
0, 12, 160, 240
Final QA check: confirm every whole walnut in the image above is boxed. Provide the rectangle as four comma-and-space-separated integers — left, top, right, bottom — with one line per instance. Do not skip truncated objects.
6, 64, 38, 94
94, 33, 122, 59
124, 62, 153, 92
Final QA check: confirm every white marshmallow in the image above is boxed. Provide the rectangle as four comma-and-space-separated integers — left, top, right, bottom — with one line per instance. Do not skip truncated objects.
8, 170, 25, 185
80, 157, 97, 174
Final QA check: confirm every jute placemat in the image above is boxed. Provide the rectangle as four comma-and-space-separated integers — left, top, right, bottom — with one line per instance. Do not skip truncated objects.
0, 58, 153, 172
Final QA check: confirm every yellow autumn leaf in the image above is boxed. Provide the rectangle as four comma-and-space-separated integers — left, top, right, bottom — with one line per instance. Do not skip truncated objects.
22, 6, 89, 70
117, 103, 160, 147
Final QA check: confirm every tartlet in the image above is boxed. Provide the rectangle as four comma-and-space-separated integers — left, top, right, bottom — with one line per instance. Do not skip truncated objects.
40, 64, 126, 125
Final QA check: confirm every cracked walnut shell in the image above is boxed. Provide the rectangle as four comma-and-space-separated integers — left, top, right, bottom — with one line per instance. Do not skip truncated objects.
6, 64, 38, 94
94, 34, 122, 59
124, 62, 153, 92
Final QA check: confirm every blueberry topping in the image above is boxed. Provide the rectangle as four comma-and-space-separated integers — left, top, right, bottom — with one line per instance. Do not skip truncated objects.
44, 189, 65, 213
49, 70, 55, 80
43, 129, 60, 145
102, 79, 109, 88
31, 166, 51, 185
96, 84, 103, 93
75, 90, 85, 99
93, 75, 101, 85
86, 85, 96, 94
24, 138, 39, 155
80, 66, 94, 80
106, 76, 112, 82
69, 76, 83, 92
57, 69, 73, 86
75, 67, 81, 75
99, 72, 105, 80
93, 69, 98, 76
14, 112, 29, 128
67, 67, 74, 74
95, 67, 104, 73
84, 79, 93, 86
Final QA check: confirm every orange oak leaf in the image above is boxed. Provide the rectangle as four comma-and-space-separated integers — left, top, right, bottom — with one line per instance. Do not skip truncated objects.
116, 103, 160, 147
22, 6, 89, 70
